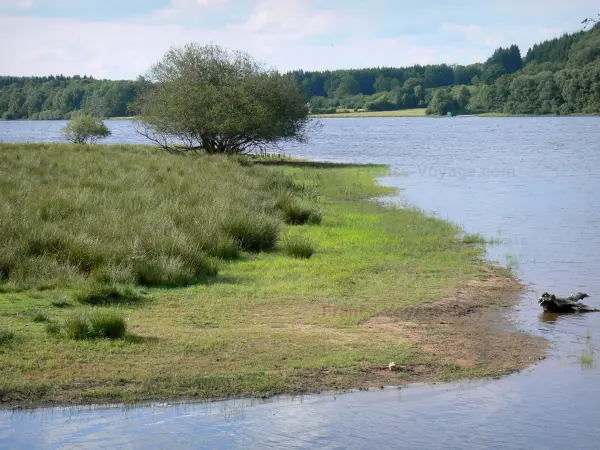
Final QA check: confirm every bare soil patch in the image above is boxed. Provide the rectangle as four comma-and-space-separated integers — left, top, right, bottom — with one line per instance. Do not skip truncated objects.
360, 266, 548, 386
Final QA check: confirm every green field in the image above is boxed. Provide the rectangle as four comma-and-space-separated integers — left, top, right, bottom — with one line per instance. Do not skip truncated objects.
0, 143, 514, 408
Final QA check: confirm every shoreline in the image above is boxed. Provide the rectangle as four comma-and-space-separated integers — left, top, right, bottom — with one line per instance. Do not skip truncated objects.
0, 145, 547, 410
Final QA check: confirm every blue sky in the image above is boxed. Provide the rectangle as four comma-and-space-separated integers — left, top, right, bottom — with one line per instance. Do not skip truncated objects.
0, 0, 597, 79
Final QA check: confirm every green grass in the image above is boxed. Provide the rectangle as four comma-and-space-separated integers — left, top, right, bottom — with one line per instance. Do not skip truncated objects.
0, 144, 500, 408
0, 143, 304, 291
60, 310, 127, 340
281, 233, 316, 259
462, 233, 487, 245
28, 309, 50, 323
72, 283, 142, 305
0, 330, 15, 346
310, 108, 427, 118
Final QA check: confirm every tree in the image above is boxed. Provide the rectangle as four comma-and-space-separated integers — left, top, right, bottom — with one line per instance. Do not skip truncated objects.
62, 114, 112, 144
132, 44, 309, 155
426, 89, 458, 115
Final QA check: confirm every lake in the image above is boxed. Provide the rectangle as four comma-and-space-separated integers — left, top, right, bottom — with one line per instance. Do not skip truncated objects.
1, 117, 600, 449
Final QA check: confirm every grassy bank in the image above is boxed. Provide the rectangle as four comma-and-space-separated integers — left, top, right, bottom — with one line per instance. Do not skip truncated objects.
0, 143, 537, 408
310, 108, 427, 118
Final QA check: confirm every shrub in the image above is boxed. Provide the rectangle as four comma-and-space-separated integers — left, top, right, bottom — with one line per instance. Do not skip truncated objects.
88, 311, 127, 339
282, 234, 316, 259
62, 115, 112, 144
223, 214, 279, 253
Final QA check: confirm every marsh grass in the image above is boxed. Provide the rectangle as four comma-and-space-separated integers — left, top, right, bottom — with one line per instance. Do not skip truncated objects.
72, 283, 142, 306
0, 330, 15, 346
281, 234, 316, 259
462, 233, 487, 245
29, 309, 49, 323
0, 148, 496, 407
278, 199, 322, 225
88, 310, 127, 339
0, 143, 311, 291
61, 310, 127, 340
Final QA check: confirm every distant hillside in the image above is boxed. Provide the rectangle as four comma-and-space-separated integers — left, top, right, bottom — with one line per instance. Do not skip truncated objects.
1, 23, 599, 120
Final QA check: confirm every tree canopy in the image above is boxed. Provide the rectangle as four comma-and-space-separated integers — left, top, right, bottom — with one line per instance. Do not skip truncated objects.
132, 44, 309, 154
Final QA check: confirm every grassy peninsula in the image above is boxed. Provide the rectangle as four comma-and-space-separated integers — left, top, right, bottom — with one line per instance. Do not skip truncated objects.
0, 143, 543, 408
310, 108, 427, 118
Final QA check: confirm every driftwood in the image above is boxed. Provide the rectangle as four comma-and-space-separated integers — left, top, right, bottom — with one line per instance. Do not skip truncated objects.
538, 292, 598, 313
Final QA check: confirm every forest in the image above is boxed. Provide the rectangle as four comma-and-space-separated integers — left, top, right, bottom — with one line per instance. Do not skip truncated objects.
0, 23, 598, 119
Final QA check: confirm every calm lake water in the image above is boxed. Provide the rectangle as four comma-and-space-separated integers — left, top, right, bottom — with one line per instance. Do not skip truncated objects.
1, 117, 600, 449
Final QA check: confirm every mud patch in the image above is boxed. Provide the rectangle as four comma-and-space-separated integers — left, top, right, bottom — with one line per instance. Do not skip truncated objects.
361, 266, 547, 382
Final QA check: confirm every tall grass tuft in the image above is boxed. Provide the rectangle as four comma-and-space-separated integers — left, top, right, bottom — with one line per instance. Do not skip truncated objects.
73, 283, 141, 305
0, 143, 320, 290
88, 310, 127, 339
0, 330, 15, 346
223, 214, 279, 253
282, 234, 316, 259
61, 310, 127, 340
461, 233, 487, 245
63, 313, 90, 340
276, 193, 323, 225
29, 309, 50, 323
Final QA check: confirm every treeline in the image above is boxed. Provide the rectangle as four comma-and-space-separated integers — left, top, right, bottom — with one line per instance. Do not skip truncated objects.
297, 23, 600, 115
0, 75, 149, 120
427, 23, 600, 115
1, 23, 599, 119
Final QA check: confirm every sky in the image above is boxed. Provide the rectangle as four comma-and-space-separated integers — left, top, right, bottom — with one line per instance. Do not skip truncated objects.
0, 0, 597, 79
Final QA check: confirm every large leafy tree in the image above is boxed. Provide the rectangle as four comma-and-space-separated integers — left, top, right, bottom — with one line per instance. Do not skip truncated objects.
132, 44, 310, 155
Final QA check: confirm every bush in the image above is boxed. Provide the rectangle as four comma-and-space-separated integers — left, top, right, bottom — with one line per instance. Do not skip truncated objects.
282, 234, 316, 259
223, 214, 279, 253
133, 43, 309, 155
62, 114, 112, 144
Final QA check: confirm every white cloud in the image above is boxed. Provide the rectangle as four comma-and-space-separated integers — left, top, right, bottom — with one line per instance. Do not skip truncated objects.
0, 0, 597, 78
155, 0, 231, 19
